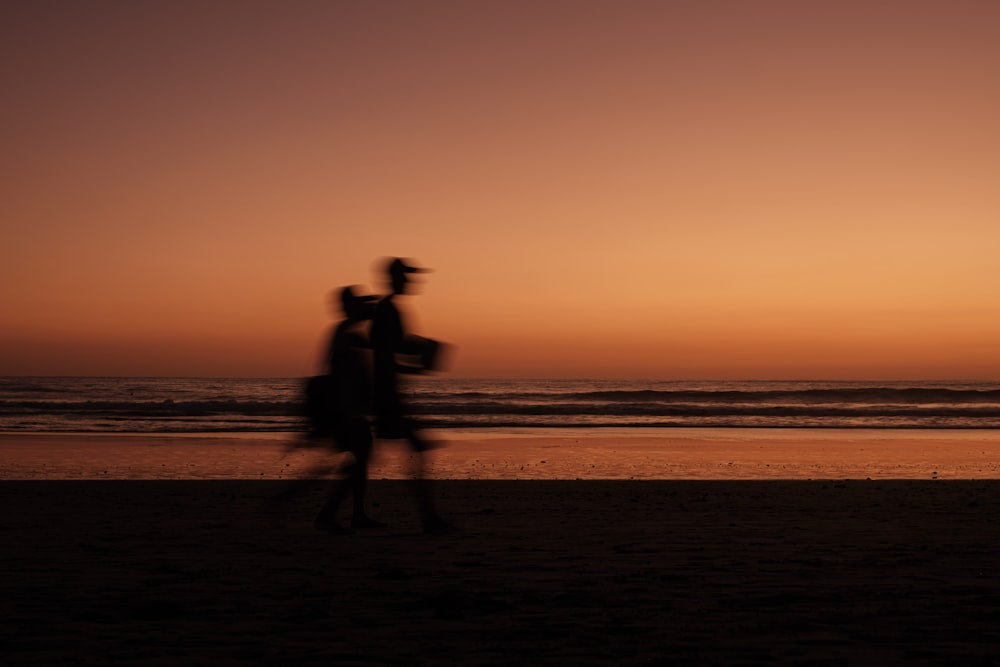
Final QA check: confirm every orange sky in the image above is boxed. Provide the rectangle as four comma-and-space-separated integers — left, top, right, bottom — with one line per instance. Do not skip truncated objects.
2, 1, 999, 379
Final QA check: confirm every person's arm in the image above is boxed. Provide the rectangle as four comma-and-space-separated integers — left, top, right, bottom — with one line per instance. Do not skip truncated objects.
397, 336, 444, 374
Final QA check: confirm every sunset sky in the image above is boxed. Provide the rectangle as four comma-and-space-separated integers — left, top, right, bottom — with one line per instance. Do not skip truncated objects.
3, 0, 999, 379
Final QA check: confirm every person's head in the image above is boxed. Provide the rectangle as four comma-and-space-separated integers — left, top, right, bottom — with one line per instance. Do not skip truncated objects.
337, 286, 377, 321
384, 257, 430, 295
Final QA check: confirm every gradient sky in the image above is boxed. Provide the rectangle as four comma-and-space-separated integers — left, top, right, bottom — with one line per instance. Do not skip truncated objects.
3, 0, 999, 379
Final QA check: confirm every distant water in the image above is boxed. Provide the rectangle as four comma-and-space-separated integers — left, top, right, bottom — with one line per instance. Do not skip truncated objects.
3, 377, 1000, 433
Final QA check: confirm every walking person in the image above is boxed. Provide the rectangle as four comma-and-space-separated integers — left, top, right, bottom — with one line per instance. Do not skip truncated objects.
274, 286, 383, 534
371, 258, 452, 533
312, 285, 385, 533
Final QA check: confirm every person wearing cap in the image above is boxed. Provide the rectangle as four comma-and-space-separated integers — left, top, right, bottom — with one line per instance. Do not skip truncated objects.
372, 259, 431, 434
312, 285, 385, 534
371, 258, 451, 533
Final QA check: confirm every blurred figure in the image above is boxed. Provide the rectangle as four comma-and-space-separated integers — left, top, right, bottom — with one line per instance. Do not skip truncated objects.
371, 257, 452, 533
275, 286, 383, 534
313, 286, 385, 533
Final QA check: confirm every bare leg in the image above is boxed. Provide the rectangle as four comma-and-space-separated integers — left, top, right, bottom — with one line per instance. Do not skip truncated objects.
406, 430, 452, 533
314, 454, 358, 534
349, 448, 385, 529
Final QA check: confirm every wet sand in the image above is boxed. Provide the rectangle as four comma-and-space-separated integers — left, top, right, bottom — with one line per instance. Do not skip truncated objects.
3, 478, 1000, 665
3, 428, 1000, 480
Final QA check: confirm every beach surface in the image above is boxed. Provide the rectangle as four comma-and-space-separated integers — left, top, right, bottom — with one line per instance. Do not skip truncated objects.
3, 430, 1000, 664
3, 478, 1000, 665
3, 428, 1000, 480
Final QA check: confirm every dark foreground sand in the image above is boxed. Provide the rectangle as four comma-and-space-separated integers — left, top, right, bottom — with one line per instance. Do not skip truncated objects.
3, 480, 1000, 666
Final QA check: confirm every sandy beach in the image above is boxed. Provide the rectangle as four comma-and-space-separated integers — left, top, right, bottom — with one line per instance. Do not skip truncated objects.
3, 478, 1000, 665
3, 430, 1000, 664
3, 428, 1000, 480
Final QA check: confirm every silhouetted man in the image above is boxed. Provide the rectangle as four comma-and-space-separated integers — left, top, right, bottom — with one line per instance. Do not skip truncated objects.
273, 286, 383, 533
371, 257, 450, 533
312, 286, 386, 533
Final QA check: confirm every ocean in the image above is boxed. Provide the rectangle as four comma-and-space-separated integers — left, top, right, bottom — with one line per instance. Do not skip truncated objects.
3, 377, 1000, 433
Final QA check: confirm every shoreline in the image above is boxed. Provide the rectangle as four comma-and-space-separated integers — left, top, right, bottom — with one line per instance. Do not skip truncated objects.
6, 424, 1000, 436
2, 427, 1000, 480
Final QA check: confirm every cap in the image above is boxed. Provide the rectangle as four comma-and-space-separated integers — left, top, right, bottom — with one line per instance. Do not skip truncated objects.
387, 257, 431, 276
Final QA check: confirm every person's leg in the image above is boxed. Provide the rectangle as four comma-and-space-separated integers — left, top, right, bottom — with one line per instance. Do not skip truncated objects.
404, 427, 452, 533
314, 450, 357, 534
315, 494, 352, 533
352, 447, 368, 519
349, 446, 385, 528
